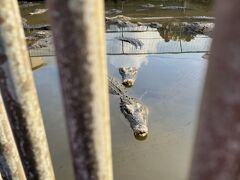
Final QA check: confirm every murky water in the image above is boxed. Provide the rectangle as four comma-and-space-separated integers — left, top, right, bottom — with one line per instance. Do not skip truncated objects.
105, 0, 213, 19
21, 1, 213, 179
33, 59, 74, 180
20, 2, 48, 24
20, 0, 213, 25
108, 53, 207, 180
34, 53, 207, 180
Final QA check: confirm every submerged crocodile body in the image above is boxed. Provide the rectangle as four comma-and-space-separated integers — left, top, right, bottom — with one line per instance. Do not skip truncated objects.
108, 76, 148, 138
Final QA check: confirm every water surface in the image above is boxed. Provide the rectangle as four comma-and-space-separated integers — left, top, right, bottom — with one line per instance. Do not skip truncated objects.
108, 53, 207, 180
21, 1, 213, 179
33, 53, 207, 180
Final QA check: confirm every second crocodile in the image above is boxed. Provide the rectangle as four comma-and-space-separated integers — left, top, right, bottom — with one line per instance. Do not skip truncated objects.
119, 67, 138, 87
108, 76, 148, 138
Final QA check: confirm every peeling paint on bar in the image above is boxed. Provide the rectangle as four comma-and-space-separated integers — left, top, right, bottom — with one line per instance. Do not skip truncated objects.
189, 0, 240, 180
0, 0, 55, 179
47, 0, 113, 179
0, 92, 26, 180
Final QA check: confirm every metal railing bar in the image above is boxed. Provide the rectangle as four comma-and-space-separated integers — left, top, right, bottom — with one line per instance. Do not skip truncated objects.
0, 92, 26, 180
189, 0, 240, 179
47, 0, 113, 179
0, 0, 55, 179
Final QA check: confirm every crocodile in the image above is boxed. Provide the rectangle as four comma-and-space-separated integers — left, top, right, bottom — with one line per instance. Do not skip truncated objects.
116, 37, 144, 49
29, 9, 48, 15
119, 67, 138, 87
108, 76, 148, 138
140, 3, 155, 8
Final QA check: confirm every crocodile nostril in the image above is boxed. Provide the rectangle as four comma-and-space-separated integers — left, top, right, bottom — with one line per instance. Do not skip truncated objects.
134, 131, 148, 140
135, 131, 148, 137
123, 80, 133, 87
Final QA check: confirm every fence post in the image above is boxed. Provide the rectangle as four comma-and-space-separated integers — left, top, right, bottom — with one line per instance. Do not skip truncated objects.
47, 0, 113, 179
0, 92, 26, 180
0, 0, 55, 179
189, 0, 240, 179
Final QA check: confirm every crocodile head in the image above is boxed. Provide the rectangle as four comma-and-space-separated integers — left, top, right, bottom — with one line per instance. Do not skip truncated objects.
120, 96, 148, 138
119, 67, 138, 87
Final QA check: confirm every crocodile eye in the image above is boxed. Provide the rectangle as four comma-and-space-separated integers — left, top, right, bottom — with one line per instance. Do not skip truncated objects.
125, 104, 133, 114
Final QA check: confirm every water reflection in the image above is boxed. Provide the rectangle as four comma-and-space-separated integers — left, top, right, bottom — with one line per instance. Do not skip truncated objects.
158, 22, 213, 42
106, 30, 211, 54
109, 55, 148, 69
158, 23, 194, 42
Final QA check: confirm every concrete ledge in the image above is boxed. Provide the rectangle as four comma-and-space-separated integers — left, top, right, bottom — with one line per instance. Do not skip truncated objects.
30, 57, 46, 70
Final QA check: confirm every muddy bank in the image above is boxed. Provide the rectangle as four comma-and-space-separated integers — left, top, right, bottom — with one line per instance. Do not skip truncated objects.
26, 30, 53, 49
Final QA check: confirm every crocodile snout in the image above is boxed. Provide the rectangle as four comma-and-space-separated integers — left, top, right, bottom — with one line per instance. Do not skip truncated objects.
119, 67, 137, 87
122, 79, 133, 87
134, 131, 148, 137
133, 125, 148, 137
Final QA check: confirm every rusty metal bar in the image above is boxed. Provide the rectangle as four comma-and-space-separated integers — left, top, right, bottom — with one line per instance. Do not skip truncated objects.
189, 0, 240, 179
0, 92, 26, 180
47, 0, 113, 179
0, 0, 55, 179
